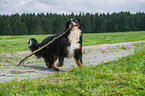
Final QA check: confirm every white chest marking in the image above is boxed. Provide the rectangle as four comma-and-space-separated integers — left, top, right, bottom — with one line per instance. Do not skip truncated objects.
67, 27, 81, 58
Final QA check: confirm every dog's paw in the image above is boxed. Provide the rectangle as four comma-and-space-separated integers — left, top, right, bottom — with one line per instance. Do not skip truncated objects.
52, 67, 60, 71
57, 62, 64, 67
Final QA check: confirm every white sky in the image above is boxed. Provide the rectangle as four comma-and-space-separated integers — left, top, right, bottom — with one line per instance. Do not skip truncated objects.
0, 0, 145, 15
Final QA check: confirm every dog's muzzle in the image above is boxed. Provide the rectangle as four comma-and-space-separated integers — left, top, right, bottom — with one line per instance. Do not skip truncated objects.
71, 23, 79, 28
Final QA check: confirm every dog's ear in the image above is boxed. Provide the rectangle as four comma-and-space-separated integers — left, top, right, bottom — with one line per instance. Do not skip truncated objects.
76, 18, 81, 23
77, 18, 83, 30
65, 20, 71, 29
80, 24, 83, 30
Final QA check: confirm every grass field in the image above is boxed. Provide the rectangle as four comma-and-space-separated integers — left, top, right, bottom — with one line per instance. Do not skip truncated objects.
0, 31, 145, 95
0, 42, 145, 95
0, 31, 145, 53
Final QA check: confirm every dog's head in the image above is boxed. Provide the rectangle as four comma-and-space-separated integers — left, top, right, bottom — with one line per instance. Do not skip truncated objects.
65, 18, 83, 30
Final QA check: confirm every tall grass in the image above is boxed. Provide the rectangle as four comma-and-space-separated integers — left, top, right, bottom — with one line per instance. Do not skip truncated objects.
0, 31, 145, 53
0, 43, 144, 95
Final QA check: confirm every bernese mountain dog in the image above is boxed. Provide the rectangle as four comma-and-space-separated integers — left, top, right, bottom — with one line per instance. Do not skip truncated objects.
28, 18, 83, 71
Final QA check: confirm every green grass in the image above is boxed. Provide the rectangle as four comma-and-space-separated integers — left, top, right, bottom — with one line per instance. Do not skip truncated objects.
0, 31, 145, 95
83, 31, 145, 46
0, 31, 145, 53
0, 43, 145, 95
0, 35, 48, 53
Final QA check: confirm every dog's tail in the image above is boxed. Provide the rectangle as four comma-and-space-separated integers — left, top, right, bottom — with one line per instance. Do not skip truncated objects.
28, 38, 43, 58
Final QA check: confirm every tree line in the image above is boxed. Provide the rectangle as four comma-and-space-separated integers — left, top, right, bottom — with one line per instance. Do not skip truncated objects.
0, 11, 145, 35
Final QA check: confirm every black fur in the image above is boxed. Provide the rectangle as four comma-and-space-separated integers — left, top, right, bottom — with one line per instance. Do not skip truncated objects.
28, 18, 83, 71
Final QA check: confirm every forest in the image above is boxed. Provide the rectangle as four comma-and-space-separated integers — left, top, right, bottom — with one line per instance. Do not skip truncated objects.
0, 11, 145, 35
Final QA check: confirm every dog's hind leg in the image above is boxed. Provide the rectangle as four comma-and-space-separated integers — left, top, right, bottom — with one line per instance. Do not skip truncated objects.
57, 55, 65, 67
45, 54, 60, 71
45, 60, 60, 71
45, 60, 51, 69
74, 49, 83, 68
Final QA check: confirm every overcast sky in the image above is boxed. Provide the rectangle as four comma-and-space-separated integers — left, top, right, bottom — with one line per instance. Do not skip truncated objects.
0, 0, 145, 15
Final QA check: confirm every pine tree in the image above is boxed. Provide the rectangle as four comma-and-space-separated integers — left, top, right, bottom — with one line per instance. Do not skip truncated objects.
21, 22, 28, 35
16, 20, 28, 35
0, 12, 145, 35
90, 14, 95, 33
3, 24, 13, 35
29, 13, 37, 34
0, 16, 5, 35
95, 13, 100, 33
33, 26, 44, 34
83, 13, 91, 33
100, 19, 107, 32
11, 23, 18, 35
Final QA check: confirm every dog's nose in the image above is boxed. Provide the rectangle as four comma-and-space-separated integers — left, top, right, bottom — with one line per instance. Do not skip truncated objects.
73, 19, 75, 22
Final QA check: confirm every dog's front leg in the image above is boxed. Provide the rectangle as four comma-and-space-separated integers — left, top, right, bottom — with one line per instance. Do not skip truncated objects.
74, 49, 83, 68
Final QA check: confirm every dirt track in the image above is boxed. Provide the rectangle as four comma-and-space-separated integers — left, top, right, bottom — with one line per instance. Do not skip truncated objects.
0, 41, 144, 83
